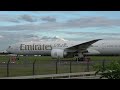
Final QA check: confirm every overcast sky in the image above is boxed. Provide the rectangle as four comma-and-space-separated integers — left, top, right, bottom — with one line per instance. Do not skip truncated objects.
0, 11, 120, 51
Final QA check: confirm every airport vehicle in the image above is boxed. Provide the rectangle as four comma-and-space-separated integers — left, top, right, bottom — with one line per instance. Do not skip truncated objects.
6, 39, 120, 60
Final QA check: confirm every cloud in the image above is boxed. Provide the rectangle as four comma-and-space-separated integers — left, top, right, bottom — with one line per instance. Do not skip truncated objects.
41, 36, 68, 41
0, 15, 19, 23
1, 33, 40, 43
19, 37, 40, 42
31, 11, 80, 14
0, 24, 38, 30
0, 35, 3, 39
64, 31, 120, 40
0, 16, 120, 31
20, 14, 36, 22
0, 22, 62, 31
65, 17, 120, 28
41, 16, 56, 22
66, 32, 120, 36
17, 35, 68, 42
23, 34, 39, 38
0, 14, 37, 23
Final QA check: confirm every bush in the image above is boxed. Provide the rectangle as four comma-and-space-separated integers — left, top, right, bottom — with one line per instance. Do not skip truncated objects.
94, 60, 120, 79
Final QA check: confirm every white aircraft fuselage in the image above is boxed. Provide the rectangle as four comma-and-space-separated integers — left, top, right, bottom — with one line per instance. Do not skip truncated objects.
6, 40, 120, 58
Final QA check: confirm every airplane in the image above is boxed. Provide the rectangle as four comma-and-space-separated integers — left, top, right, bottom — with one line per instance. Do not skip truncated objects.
6, 39, 120, 60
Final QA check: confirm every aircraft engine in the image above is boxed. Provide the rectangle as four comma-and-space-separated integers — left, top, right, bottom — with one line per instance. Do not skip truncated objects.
51, 49, 67, 59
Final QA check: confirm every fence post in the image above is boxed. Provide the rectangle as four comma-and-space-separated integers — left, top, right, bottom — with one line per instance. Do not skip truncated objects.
56, 60, 58, 74
33, 59, 36, 75
102, 60, 105, 71
7, 59, 10, 77
70, 60, 72, 73
87, 58, 89, 72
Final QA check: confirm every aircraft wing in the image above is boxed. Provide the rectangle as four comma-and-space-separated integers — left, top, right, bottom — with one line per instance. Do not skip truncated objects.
65, 39, 102, 53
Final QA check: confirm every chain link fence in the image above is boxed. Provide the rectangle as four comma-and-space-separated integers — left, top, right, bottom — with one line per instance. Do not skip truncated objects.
0, 58, 112, 77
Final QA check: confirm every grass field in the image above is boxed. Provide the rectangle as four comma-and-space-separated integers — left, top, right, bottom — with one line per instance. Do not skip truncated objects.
1, 55, 120, 62
0, 55, 120, 77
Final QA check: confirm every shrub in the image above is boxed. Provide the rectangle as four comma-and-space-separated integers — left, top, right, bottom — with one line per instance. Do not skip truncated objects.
94, 60, 120, 79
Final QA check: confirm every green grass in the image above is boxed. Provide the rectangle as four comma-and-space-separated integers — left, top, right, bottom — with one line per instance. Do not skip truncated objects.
0, 55, 120, 77
90, 56, 120, 61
